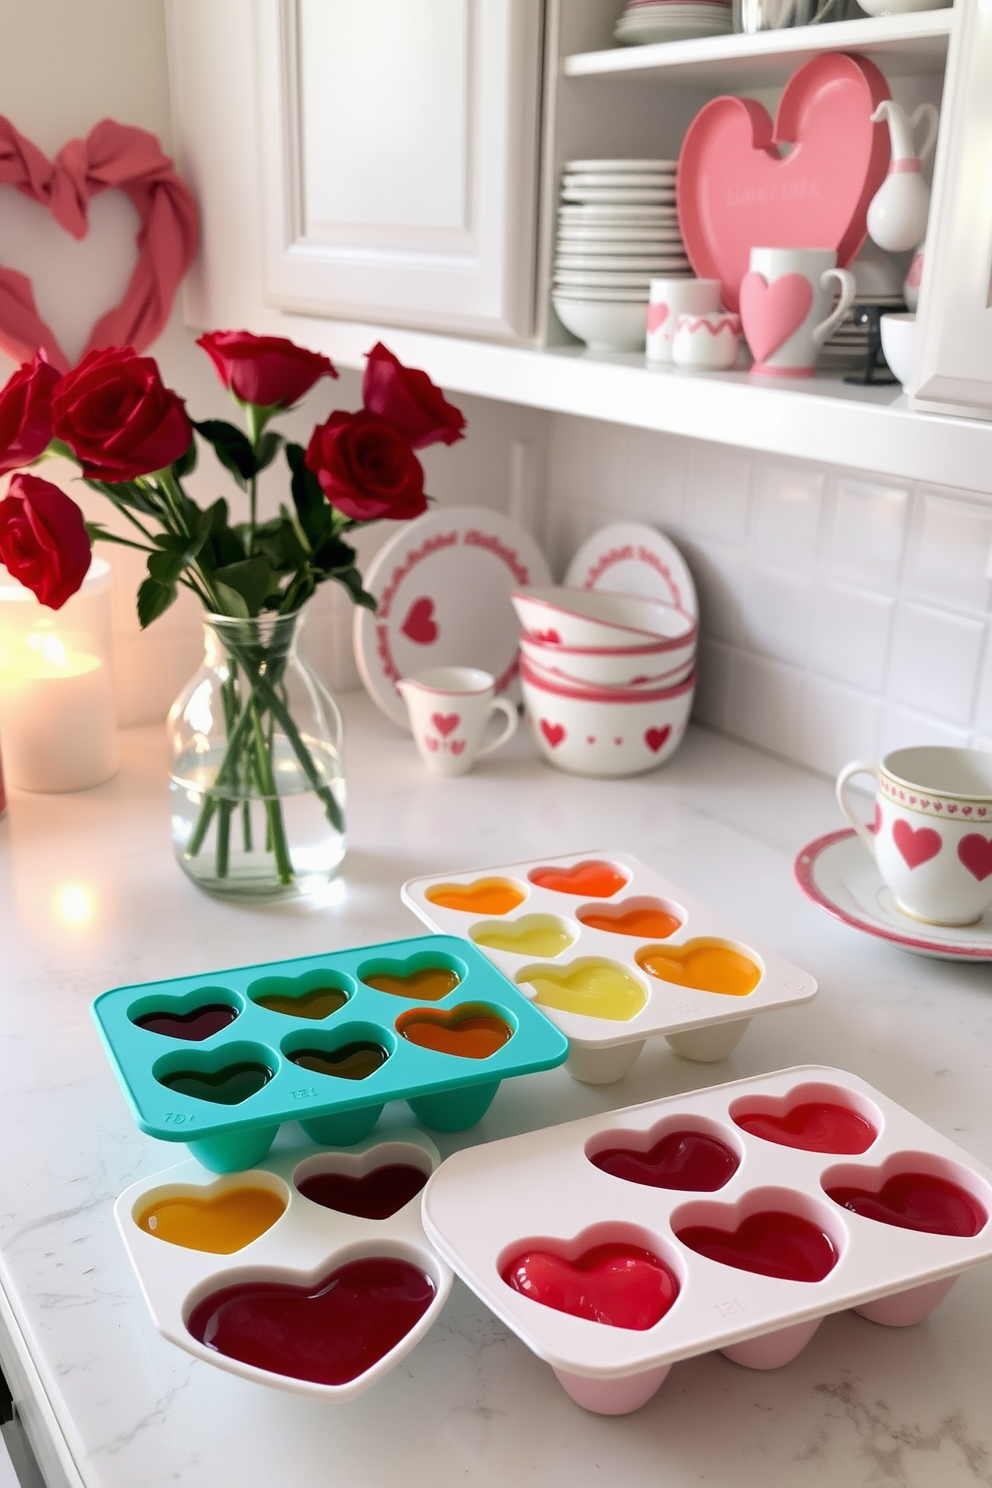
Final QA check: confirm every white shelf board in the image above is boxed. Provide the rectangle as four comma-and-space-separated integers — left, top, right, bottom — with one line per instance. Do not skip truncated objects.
265, 309, 992, 495
563, 9, 953, 87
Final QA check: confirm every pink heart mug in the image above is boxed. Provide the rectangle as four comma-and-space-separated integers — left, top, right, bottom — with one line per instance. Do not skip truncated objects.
836, 746, 992, 926
397, 666, 518, 778
740, 247, 856, 378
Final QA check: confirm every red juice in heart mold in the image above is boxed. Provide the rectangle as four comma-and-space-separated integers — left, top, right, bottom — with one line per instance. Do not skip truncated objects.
297, 1163, 428, 1220
187, 1257, 436, 1386
592, 1130, 740, 1191
502, 1242, 680, 1330
676, 1211, 838, 1282
135, 1004, 238, 1041
825, 1172, 987, 1237
528, 861, 628, 898
735, 1101, 877, 1155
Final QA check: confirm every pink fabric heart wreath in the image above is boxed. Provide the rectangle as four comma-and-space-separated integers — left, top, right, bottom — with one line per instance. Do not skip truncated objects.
0, 116, 198, 371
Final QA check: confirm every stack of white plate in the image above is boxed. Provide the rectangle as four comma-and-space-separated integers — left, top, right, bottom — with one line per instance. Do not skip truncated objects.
552, 159, 690, 352
615, 0, 733, 44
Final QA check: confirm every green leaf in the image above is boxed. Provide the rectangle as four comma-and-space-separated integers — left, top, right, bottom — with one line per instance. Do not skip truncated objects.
312, 534, 358, 573
332, 567, 378, 612
84, 479, 161, 516
84, 522, 147, 550
136, 576, 177, 628
256, 430, 283, 474
172, 441, 198, 479
213, 556, 273, 615
194, 419, 257, 488
212, 581, 250, 619
285, 441, 328, 533
147, 548, 187, 584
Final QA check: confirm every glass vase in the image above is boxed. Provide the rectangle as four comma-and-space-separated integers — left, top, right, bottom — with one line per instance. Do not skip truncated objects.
168, 610, 345, 900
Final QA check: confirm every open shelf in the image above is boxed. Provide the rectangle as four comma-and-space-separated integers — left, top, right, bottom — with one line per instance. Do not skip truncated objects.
563, 9, 953, 87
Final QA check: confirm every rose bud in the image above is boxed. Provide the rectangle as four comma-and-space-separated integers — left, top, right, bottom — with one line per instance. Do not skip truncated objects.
0, 472, 91, 610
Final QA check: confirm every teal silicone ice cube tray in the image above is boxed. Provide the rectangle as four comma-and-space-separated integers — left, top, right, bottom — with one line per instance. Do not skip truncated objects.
92, 935, 569, 1173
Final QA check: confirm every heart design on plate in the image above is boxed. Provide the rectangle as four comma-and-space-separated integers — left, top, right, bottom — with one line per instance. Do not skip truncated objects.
577, 898, 683, 940
635, 939, 761, 997
289, 1040, 389, 1080
134, 1000, 239, 1042
137, 1183, 287, 1254
516, 959, 648, 1022
159, 1058, 274, 1106
539, 719, 566, 748
186, 1256, 436, 1386
528, 860, 628, 898
400, 596, 438, 645
958, 833, 992, 882
825, 1168, 987, 1237
297, 1163, 428, 1220
432, 712, 460, 737
645, 725, 672, 753
738, 272, 814, 363
362, 961, 461, 1001
892, 818, 942, 869
424, 877, 526, 916
502, 1240, 680, 1329
591, 1128, 740, 1191
396, 1003, 513, 1059
0, 115, 198, 369
733, 1096, 877, 1154
676, 54, 890, 311
646, 302, 669, 333
676, 1208, 838, 1282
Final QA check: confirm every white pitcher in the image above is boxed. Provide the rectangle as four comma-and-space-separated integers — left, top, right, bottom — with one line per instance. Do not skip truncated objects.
867, 100, 940, 255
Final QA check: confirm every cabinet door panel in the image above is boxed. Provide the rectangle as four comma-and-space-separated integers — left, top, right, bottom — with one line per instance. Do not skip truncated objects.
258, 0, 541, 339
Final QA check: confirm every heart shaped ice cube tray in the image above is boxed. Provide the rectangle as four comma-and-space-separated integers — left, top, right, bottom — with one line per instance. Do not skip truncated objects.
402, 852, 817, 1083
115, 1130, 452, 1401
92, 936, 568, 1172
422, 1066, 992, 1415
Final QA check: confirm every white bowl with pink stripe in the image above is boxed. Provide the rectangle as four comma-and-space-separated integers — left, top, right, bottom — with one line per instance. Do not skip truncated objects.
519, 633, 695, 690
511, 586, 697, 659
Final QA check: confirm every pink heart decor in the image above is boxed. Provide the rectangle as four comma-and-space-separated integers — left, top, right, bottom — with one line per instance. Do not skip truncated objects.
738, 272, 813, 364
645, 726, 671, 753
0, 116, 198, 371
892, 819, 942, 870
400, 597, 438, 645
432, 713, 460, 737
646, 303, 669, 334
676, 55, 890, 311
540, 720, 565, 748
958, 834, 992, 883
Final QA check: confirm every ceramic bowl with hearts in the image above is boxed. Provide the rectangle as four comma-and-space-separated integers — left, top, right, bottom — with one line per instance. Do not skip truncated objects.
421, 1066, 992, 1414
115, 1130, 453, 1400
520, 659, 695, 779
512, 586, 698, 659
403, 850, 817, 1084
519, 634, 695, 691
92, 935, 568, 1173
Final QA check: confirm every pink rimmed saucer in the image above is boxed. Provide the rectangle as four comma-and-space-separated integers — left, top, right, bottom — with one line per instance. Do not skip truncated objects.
794, 829, 992, 962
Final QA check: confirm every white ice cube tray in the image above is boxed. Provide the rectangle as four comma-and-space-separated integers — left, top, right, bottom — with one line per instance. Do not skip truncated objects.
403, 851, 817, 1083
422, 1066, 992, 1415
115, 1129, 452, 1401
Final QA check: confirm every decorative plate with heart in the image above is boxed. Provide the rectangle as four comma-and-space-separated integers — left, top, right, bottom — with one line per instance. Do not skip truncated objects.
795, 829, 992, 961
92, 935, 568, 1174
564, 521, 698, 615
402, 850, 816, 1084
422, 1065, 992, 1415
115, 1130, 452, 1400
353, 505, 552, 728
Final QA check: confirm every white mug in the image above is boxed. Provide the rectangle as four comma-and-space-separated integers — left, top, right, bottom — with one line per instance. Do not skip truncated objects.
836, 746, 992, 926
672, 311, 741, 371
396, 666, 518, 777
740, 248, 856, 378
646, 278, 721, 364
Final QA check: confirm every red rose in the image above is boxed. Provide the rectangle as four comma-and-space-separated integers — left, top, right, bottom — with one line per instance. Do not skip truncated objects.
52, 347, 192, 482
305, 410, 427, 522
362, 342, 465, 449
0, 472, 91, 610
0, 354, 62, 476
197, 330, 337, 408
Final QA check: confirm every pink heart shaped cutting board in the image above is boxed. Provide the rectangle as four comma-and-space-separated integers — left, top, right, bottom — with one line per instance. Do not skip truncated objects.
676, 54, 891, 312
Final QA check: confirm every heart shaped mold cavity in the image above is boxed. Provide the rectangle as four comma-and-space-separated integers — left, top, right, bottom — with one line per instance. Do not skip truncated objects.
136, 1177, 287, 1253
470, 914, 575, 958
635, 939, 762, 997
248, 968, 352, 1021
284, 1023, 393, 1082
294, 1144, 433, 1220
359, 950, 465, 1002
587, 1118, 741, 1192
730, 1082, 880, 1154
528, 860, 628, 898
577, 896, 685, 941
186, 1255, 437, 1386
395, 1003, 514, 1059
424, 877, 526, 916
155, 1042, 275, 1106
130, 986, 240, 1041
515, 959, 648, 1022
673, 1188, 842, 1282
500, 1224, 680, 1331
823, 1152, 989, 1238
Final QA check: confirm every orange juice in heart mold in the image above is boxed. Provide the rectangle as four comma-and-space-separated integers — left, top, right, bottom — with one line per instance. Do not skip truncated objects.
424, 879, 525, 916
138, 1186, 286, 1254
636, 940, 760, 996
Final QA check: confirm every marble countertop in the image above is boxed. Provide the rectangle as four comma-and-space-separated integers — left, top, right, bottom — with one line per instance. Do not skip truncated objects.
2, 696, 992, 1488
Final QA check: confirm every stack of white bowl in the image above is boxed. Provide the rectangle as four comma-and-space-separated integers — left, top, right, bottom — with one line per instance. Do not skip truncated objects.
511, 587, 697, 777
552, 159, 690, 353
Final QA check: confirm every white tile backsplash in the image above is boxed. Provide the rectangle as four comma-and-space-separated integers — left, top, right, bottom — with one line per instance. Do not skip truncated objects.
751, 463, 824, 565
906, 489, 992, 613
888, 602, 985, 724
810, 583, 894, 694
829, 475, 909, 587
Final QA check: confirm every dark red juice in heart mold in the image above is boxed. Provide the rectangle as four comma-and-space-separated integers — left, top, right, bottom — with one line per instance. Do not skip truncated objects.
825, 1172, 987, 1237
528, 861, 628, 898
592, 1130, 740, 1191
735, 1101, 877, 1154
135, 1004, 238, 1041
160, 1061, 273, 1105
290, 1042, 388, 1080
297, 1163, 428, 1220
676, 1211, 838, 1282
502, 1242, 679, 1330
187, 1256, 436, 1386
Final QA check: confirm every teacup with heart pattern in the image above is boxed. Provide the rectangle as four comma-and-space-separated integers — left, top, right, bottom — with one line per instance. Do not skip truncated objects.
646, 276, 721, 363
396, 665, 517, 777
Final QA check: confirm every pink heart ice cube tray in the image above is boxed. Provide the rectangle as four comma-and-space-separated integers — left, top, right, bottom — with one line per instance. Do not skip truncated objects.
115, 1129, 452, 1402
422, 1066, 992, 1415
402, 851, 817, 1083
